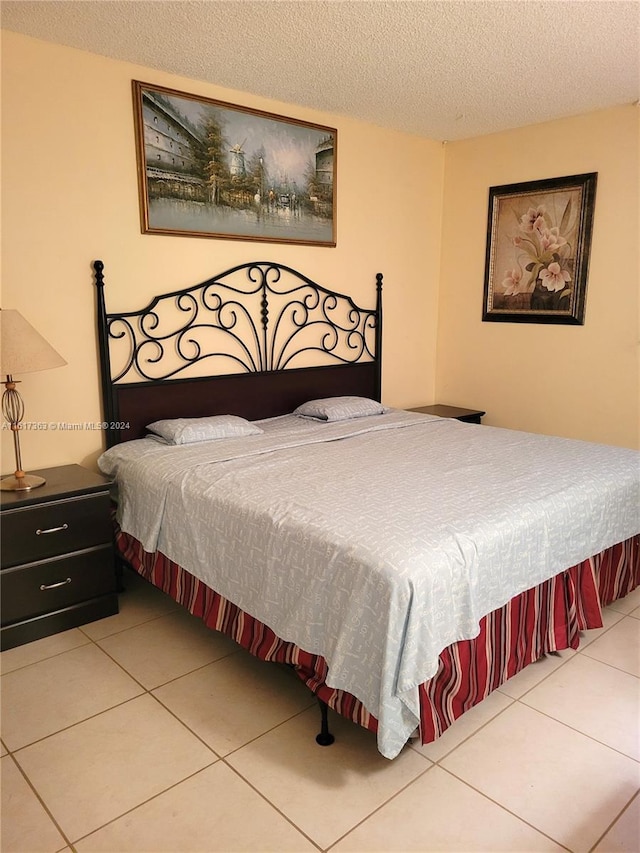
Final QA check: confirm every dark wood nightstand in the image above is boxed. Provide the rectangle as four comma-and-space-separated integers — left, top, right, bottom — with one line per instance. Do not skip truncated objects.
0, 464, 118, 650
408, 405, 485, 424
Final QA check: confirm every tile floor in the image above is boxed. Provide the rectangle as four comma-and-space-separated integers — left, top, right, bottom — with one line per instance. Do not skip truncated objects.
2, 569, 639, 853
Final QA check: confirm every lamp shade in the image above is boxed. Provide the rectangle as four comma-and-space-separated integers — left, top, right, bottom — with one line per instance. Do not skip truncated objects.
0, 309, 67, 376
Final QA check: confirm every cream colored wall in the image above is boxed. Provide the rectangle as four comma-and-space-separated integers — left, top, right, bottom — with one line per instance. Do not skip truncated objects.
436, 106, 640, 448
1, 31, 443, 473
4, 32, 635, 479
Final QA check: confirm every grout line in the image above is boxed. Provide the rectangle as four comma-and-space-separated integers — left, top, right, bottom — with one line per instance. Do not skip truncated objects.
493, 651, 577, 704
4, 751, 75, 852
408, 639, 639, 765
218, 702, 320, 760
0, 635, 92, 676
68, 759, 219, 848
222, 759, 325, 852
579, 654, 640, 681
408, 694, 517, 764
588, 788, 639, 852
437, 765, 574, 852
0, 585, 177, 676
513, 699, 640, 763
9, 693, 147, 754
494, 610, 635, 706
95, 635, 239, 693
78, 608, 180, 641
323, 759, 436, 851
65, 700, 320, 850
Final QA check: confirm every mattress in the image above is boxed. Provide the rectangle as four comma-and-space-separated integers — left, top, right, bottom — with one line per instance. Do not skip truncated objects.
99, 410, 640, 757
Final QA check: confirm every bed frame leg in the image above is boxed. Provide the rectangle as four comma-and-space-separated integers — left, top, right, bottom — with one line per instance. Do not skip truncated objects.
316, 698, 335, 746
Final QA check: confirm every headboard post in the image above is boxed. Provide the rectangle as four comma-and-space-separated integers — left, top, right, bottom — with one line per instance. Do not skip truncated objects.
93, 260, 119, 448
375, 273, 383, 401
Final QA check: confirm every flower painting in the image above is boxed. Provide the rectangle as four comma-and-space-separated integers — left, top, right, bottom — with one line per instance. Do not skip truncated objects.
482, 173, 597, 324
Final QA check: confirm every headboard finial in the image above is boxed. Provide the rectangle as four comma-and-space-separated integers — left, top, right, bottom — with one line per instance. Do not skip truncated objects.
93, 259, 105, 287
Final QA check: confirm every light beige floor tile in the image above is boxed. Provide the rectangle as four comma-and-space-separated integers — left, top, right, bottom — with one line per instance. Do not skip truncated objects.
582, 616, 640, 676
522, 653, 640, 759
1, 740, 7, 756
607, 585, 640, 615
579, 605, 625, 647
631, 605, 640, 620
411, 689, 514, 762
153, 653, 314, 755
332, 765, 564, 852
497, 648, 575, 699
228, 705, 430, 849
96, 608, 238, 688
13, 694, 216, 842
0, 629, 89, 675
594, 793, 640, 852
1, 644, 143, 750
441, 702, 640, 852
80, 571, 180, 640
1, 755, 67, 853
75, 762, 316, 852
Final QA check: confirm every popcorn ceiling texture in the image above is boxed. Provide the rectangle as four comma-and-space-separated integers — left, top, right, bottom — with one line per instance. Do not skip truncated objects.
2, 0, 638, 140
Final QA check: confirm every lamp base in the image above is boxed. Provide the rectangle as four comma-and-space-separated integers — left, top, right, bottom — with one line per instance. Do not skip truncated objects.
0, 473, 46, 491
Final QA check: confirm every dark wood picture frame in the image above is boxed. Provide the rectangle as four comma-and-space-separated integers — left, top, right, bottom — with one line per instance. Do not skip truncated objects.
132, 80, 337, 247
482, 172, 597, 324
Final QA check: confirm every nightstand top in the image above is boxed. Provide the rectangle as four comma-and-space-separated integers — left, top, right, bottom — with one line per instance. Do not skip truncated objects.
0, 464, 112, 510
408, 404, 486, 420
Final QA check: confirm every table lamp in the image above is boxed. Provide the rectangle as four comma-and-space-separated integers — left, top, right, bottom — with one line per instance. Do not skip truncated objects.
0, 309, 67, 491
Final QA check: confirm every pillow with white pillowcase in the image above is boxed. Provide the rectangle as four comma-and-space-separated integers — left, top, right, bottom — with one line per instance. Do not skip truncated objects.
293, 396, 386, 422
146, 415, 263, 445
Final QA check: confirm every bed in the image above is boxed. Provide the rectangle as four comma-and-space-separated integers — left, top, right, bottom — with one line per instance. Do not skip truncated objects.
93, 259, 640, 759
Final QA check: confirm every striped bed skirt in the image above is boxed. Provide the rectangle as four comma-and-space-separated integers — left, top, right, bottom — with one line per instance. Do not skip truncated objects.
115, 527, 639, 747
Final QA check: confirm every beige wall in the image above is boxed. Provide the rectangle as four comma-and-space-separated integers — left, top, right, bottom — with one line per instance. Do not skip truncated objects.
2, 32, 637, 481
436, 106, 640, 448
1, 31, 443, 473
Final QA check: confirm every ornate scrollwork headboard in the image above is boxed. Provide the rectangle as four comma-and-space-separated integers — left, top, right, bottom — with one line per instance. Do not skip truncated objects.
93, 260, 383, 447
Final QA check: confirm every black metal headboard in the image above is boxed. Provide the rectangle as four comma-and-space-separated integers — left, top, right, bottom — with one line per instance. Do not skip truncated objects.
93, 260, 383, 447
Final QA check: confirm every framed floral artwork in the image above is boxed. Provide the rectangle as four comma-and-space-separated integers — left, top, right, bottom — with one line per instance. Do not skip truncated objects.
482, 173, 597, 324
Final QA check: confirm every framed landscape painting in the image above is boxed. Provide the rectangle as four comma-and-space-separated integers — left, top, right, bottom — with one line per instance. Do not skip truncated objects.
482, 172, 597, 324
132, 81, 337, 247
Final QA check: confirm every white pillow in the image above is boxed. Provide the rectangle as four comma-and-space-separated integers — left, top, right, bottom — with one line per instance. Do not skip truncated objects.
293, 396, 386, 422
146, 415, 263, 445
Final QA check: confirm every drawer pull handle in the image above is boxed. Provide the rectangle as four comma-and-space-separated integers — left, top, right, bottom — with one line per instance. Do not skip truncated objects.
36, 523, 69, 535
40, 578, 72, 591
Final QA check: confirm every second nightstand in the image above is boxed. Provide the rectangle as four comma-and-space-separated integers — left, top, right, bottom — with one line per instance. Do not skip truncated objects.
408, 404, 485, 424
0, 464, 118, 650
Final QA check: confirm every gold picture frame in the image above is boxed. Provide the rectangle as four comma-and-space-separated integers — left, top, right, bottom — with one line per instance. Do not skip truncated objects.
132, 80, 337, 247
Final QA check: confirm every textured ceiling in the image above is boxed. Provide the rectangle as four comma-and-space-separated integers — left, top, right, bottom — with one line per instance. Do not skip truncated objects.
2, 0, 639, 140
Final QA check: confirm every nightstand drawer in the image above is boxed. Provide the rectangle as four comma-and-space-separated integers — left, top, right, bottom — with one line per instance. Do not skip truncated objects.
0, 545, 116, 625
1, 493, 112, 568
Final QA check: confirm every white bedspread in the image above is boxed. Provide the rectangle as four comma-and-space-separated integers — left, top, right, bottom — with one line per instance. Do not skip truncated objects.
99, 411, 640, 757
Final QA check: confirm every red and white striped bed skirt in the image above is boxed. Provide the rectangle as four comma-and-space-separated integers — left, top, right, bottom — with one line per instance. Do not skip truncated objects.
115, 527, 639, 747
